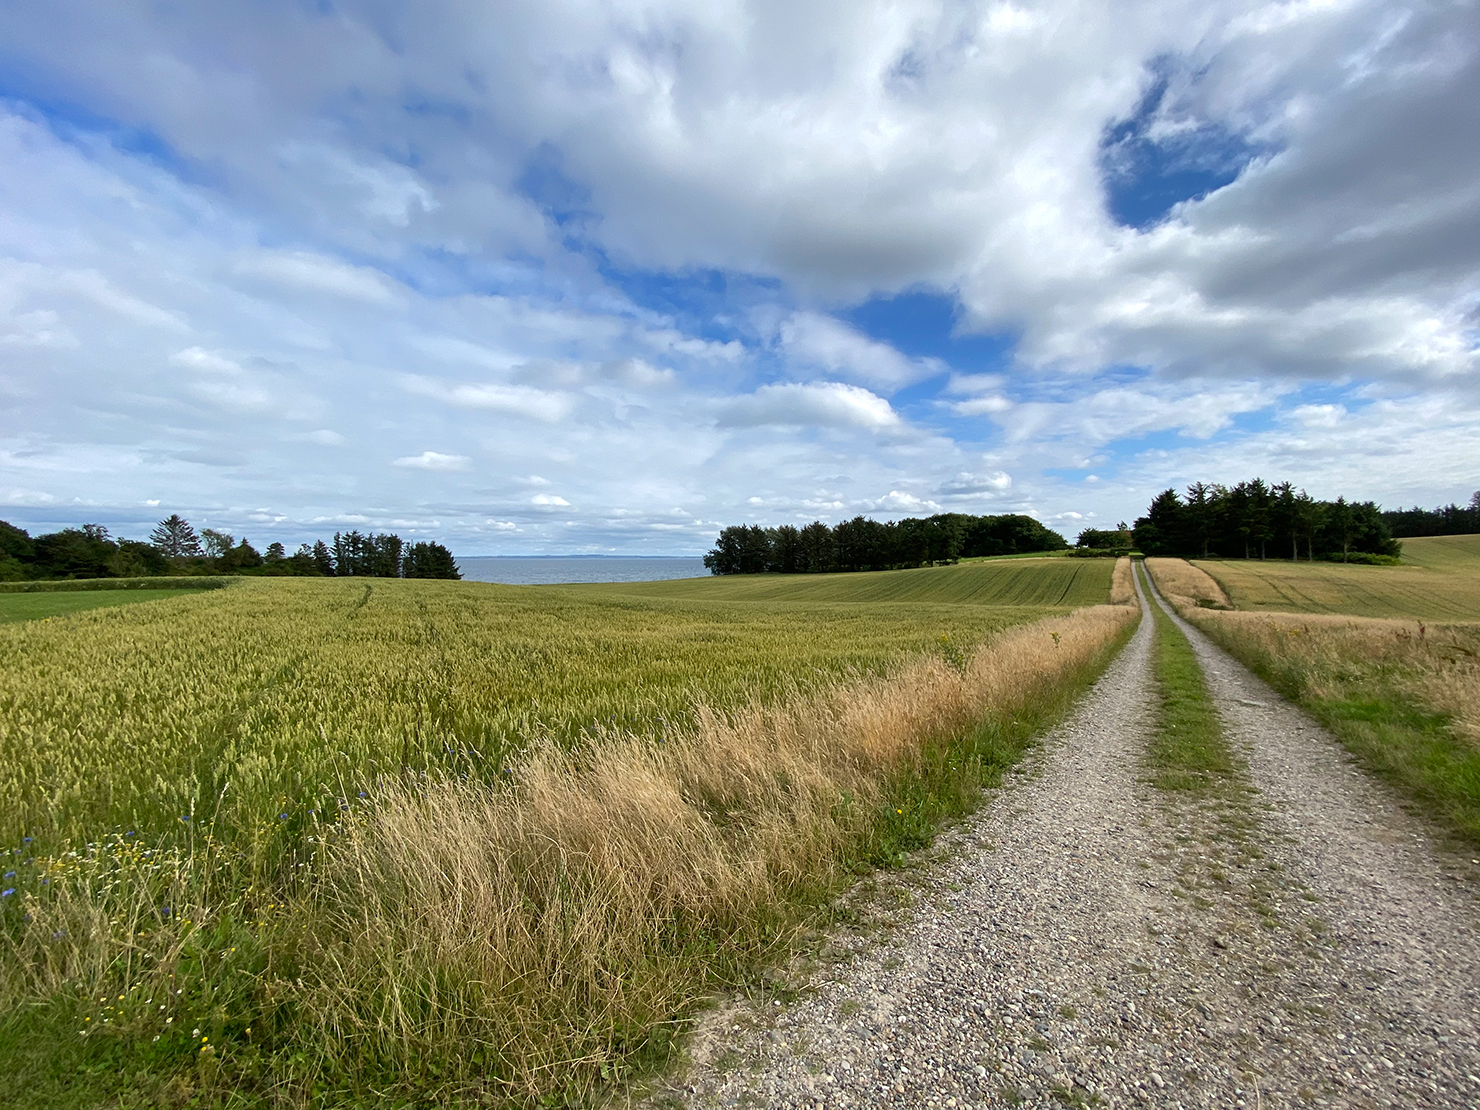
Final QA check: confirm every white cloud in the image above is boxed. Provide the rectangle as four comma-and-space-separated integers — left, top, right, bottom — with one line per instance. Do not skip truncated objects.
0, 2, 1476, 554
778, 312, 940, 389
531, 493, 571, 506
233, 251, 400, 305
718, 382, 900, 430
393, 451, 471, 471
401, 376, 577, 422
171, 346, 242, 373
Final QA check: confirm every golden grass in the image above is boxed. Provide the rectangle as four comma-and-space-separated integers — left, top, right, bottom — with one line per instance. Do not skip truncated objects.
6, 602, 1137, 1105
1143, 557, 1231, 611
1109, 556, 1136, 606
1179, 609, 1480, 748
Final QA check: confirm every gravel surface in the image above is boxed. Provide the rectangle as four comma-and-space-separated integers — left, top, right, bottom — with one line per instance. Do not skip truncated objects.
647, 567, 1480, 1109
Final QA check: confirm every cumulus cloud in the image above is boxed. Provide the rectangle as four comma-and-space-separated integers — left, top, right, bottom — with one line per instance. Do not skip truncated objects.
0, 1, 1475, 553
717, 382, 901, 430
778, 312, 939, 388
393, 451, 471, 471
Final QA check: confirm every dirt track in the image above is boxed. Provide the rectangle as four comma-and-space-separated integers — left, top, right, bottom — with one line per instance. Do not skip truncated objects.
652, 565, 1480, 1109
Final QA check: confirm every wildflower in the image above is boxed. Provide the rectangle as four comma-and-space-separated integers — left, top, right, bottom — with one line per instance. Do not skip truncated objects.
3, 871, 13, 879
278, 813, 288, 820
1, 889, 13, 898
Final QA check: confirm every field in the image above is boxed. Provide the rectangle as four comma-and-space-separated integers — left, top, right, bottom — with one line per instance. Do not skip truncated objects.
1192, 534, 1480, 620
0, 565, 1110, 847
0, 588, 203, 624
578, 556, 1110, 606
0, 560, 1131, 1109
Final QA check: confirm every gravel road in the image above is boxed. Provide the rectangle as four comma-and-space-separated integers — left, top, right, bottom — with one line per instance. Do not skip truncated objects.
649, 566, 1480, 1109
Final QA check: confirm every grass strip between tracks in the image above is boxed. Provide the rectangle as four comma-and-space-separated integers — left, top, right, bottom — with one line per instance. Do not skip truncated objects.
1144, 570, 1238, 794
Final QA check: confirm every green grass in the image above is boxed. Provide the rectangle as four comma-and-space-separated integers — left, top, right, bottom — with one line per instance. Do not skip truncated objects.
578, 556, 1112, 607
1194, 534, 1480, 620
0, 588, 206, 624
1144, 578, 1236, 792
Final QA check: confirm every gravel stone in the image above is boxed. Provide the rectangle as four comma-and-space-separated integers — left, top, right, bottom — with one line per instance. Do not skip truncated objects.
647, 568, 1480, 1109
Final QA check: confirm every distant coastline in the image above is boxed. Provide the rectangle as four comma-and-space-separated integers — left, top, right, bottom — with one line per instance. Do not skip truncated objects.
457, 555, 707, 585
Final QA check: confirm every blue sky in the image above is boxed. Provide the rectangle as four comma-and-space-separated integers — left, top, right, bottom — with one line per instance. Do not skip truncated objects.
0, 1, 1476, 554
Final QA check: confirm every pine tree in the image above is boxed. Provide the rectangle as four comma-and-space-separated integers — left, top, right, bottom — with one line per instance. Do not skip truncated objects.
149, 514, 202, 558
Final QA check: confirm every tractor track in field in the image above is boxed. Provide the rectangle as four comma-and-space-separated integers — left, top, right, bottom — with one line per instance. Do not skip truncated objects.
647, 566, 1480, 1109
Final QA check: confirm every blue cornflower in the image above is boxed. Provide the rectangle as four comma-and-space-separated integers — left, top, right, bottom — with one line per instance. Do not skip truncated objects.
3, 871, 13, 879
278, 813, 288, 820
21, 837, 31, 844
1, 889, 13, 898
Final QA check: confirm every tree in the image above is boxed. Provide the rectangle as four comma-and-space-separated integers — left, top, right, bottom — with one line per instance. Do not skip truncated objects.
0, 520, 34, 581
1132, 489, 1185, 556
200, 528, 234, 562
32, 527, 117, 578
150, 515, 202, 558
704, 526, 746, 574
403, 541, 461, 579
223, 538, 263, 571
311, 540, 335, 576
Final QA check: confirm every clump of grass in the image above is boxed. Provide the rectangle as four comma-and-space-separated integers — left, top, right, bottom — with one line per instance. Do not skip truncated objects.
1144, 578, 1236, 793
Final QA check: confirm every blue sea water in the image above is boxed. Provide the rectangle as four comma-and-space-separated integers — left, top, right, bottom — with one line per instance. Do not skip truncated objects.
456, 556, 709, 585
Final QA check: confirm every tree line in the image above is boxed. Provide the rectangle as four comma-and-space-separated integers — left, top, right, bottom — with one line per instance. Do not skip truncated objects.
1131, 480, 1402, 563
1381, 492, 1480, 538
0, 514, 460, 581
704, 513, 1067, 575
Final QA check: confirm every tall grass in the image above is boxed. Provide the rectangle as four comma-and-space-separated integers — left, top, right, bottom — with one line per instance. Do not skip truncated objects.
3, 603, 1136, 1107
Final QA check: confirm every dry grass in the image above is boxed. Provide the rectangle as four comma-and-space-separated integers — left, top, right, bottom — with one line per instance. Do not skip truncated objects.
1181, 609, 1480, 747
5, 602, 1137, 1106
1109, 556, 1136, 606
1144, 557, 1231, 611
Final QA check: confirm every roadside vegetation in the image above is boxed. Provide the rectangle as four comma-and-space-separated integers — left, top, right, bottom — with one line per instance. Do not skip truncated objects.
1145, 540, 1480, 847
0, 562, 1134, 1108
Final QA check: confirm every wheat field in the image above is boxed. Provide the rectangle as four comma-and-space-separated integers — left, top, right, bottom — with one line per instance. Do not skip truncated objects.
1190, 535, 1480, 620
0, 562, 1131, 1107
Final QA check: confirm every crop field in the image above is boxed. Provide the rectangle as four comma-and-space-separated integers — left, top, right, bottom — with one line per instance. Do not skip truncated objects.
1193, 535, 1480, 620
0, 588, 202, 624
0, 572, 1093, 849
0, 560, 1132, 1108
582, 555, 1112, 607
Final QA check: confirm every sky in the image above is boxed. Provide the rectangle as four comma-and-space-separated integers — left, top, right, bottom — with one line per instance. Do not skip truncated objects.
0, 0, 1476, 555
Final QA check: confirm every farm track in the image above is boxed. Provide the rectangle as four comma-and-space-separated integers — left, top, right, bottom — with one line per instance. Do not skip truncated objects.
653, 567, 1480, 1109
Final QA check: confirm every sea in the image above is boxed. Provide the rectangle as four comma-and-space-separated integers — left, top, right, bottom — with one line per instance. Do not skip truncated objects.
456, 555, 709, 586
